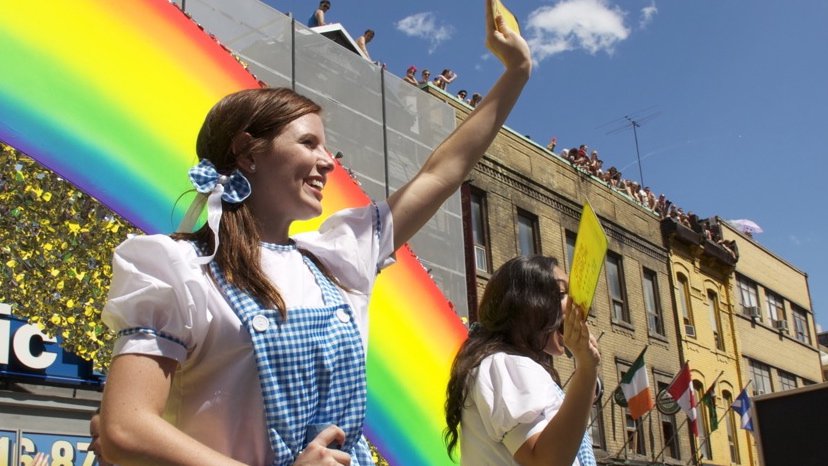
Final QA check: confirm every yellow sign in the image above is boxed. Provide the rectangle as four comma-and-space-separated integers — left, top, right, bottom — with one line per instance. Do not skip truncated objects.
569, 202, 608, 318
493, 0, 521, 36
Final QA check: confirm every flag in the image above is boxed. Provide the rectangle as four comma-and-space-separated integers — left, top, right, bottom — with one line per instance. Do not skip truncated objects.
731, 389, 754, 431
620, 349, 655, 420
701, 384, 719, 432
667, 362, 698, 436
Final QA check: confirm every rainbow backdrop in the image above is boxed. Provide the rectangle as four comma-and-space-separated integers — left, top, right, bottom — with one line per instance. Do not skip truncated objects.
0, 1, 466, 464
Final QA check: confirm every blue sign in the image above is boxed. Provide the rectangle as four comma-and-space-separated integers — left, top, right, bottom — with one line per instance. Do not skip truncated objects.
0, 304, 104, 388
0, 430, 16, 466
0, 431, 100, 466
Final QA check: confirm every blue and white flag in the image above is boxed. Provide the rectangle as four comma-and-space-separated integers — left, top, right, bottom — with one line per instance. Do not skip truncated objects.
731, 389, 754, 431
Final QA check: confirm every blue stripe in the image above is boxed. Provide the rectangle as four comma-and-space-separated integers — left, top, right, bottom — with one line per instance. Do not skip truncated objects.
117, 327, 189, 351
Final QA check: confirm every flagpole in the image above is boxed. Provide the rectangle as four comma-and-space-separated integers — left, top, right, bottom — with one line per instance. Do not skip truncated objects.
683, 372, 737, 466
582, 339, 641, 433
585, 385, 615, 431
651, 413, 691, 463
609, 344, 655, 460
651, 368, 724, 464
610, 407, 656, 460
590, 344, 654, 462
651, 363, 693, 463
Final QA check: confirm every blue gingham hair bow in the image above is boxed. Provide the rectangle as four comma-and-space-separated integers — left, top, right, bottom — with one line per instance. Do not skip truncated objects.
188, 159, 251, 203
177, 159, 252, 264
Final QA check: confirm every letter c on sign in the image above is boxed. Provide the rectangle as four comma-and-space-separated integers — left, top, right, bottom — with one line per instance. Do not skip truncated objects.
13, 325, 57, 370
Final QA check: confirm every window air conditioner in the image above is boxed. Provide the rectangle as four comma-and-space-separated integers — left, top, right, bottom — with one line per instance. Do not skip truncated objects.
773, 319, 789, 332
743, 305, 760, 319
684, 324, 696, 338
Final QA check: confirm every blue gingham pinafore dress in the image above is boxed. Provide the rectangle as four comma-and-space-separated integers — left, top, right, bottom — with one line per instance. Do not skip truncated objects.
551, 382, 597, 466
210, 243, 373, 466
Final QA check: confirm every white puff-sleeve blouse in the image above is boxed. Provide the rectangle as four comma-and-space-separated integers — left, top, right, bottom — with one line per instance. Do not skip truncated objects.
461, 352, 575, 466
101, 201, 395, 466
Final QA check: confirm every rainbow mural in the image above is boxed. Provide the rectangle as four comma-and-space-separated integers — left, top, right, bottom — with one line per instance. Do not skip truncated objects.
0, 1, 466, 464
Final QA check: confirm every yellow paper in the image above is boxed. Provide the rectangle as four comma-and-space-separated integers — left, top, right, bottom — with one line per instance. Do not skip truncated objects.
568, 202, 608, 318
493, 0, 521, 36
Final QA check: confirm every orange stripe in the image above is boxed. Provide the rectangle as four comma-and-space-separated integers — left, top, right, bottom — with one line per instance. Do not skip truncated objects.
627, 389, 654, 419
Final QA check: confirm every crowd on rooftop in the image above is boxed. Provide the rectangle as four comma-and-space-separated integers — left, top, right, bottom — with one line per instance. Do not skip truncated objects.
550, 141, 737, 260
305, 1, 738, 261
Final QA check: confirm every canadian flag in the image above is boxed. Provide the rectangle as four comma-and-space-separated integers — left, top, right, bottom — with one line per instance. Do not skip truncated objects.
667, 362, 698, 436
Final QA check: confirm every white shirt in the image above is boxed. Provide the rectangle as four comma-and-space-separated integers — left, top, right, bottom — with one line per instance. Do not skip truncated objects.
461, 352, 580, 466
103, 202, 394, 466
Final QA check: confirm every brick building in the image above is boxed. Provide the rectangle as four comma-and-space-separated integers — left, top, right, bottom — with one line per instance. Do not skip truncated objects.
427, 88, 691, 465
719, 219, 822, 465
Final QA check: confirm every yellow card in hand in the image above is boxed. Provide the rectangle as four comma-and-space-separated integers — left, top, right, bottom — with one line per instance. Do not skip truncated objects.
568, 202, 608, 318
493, 0, 521, 36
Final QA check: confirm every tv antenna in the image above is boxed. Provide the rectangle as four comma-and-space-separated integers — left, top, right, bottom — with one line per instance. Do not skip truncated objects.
597, 107, 661, 187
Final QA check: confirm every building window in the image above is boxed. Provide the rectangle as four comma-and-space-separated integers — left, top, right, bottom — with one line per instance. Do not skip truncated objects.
625, 413, 646, 456
657, 381, 680, 460
643, 268, 664, 336
748, 359, 773, 395
694, 381, 713, 460
565, 230, 577, 274
708, 290, 725, 351
516, 209, 540, 257
606, 253, 629, 323
676, 274, 695, 337
765, 290, 785, 324
723, 391, 741, 464
792, 307, 811, 344
470, 190, 490, 273
779, 370, 797, 391
736, 274, 759, 320
590, 403, 606, 450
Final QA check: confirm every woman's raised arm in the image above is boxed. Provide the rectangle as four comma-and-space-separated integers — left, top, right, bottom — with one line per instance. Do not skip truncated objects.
388, 0, 532, 250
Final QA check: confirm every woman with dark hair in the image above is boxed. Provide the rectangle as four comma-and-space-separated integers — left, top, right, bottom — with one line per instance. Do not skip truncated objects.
99, 2, 531, 466
433, 68, 458, 90
445, 256, 600, 466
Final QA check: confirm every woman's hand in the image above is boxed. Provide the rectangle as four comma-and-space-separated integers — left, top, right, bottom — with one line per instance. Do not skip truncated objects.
485, 0, 532, 74
561, 298, 600, 369
293, 425, 351, 466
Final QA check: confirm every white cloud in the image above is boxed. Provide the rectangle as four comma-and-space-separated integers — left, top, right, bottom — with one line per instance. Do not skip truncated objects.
789, 234, 802, 246
640, 1, 658, 29
526, 0, 630, 62
395, 12, 454, 54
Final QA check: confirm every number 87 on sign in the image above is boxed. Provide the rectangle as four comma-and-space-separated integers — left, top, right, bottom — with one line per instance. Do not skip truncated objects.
16, 433, 97, 466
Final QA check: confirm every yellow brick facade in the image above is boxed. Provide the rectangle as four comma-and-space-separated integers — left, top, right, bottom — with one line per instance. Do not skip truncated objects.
720, 221, 822, 465
665, 233, 753, 466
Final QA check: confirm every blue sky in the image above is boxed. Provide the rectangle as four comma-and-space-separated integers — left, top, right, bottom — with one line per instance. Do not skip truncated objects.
268, 1, 828, 332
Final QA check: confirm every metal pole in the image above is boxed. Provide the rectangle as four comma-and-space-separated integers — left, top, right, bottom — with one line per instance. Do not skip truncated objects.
626, 116, 645, 187
611, 408, 655, 460
652, 413, 690, 463
380, 68, 389, 198
290, 18, 296, 90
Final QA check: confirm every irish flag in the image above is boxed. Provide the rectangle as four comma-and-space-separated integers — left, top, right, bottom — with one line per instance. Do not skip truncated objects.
620, 348, 655, 420
667, 361, 698, 436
